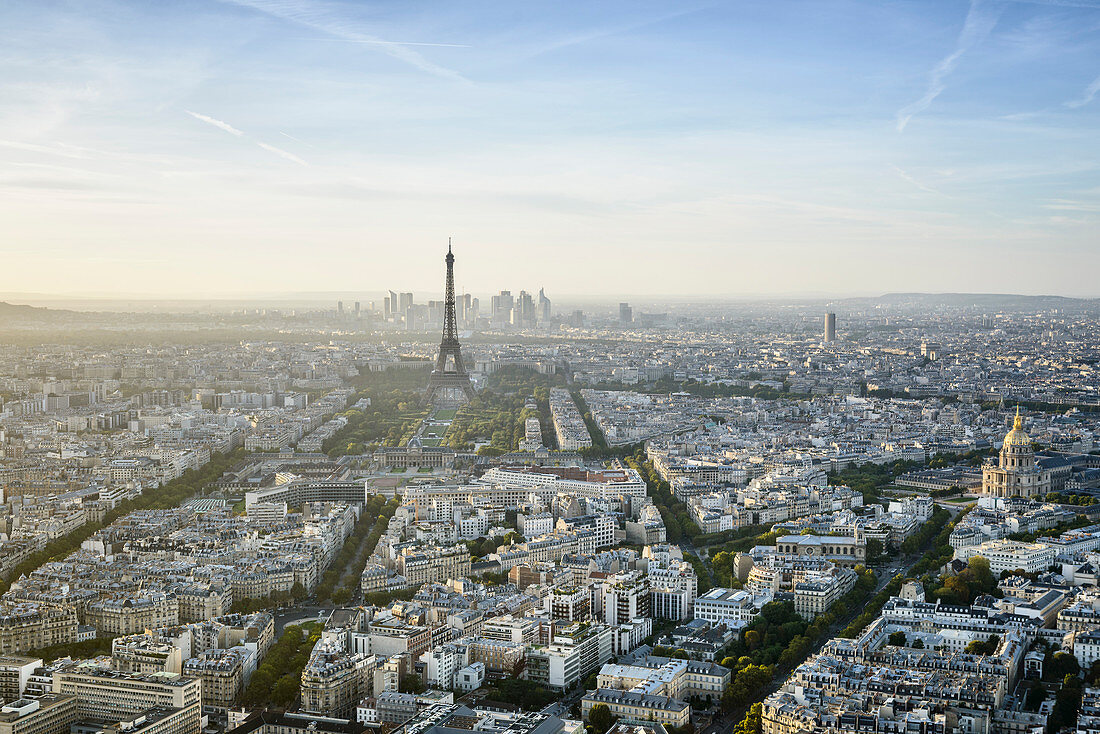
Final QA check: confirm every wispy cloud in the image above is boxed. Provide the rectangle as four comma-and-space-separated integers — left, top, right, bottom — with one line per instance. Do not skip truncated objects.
896, 0, 1003, 132
0, 139, 88, 159
522, 5, 713, 60
295, 37, 469, 48
892, 166, 950, 196
1008, 0, 1100, 7
1044, 198, 1100, 212
256, 141, 308, 166
1065, 73, 1100, 108
219, 0, 467, 82
279, 131, 313, 148
185, 110, 244, 136
184, 111, 309, 166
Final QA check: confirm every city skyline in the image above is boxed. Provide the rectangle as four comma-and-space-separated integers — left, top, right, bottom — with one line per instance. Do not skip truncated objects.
2, 0, 1100, 297
6, 2, 1100, 728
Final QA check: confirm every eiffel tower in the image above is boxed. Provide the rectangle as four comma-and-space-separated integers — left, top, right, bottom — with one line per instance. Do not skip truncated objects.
425, 240, 476, 406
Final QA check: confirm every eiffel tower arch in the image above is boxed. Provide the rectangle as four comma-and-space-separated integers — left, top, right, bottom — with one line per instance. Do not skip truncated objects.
426, 241, 476, 407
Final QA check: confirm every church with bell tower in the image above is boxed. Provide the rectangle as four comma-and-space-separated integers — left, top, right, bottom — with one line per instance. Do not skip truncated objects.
981, 408, 1053, 498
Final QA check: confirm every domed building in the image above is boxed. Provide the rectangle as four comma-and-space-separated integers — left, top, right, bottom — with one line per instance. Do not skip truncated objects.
982, 409, 1052, 498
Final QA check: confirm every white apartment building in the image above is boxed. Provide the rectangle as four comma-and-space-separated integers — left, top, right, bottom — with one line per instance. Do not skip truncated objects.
647, 551, 698, 621
1075, 630, 1100, 669
556, 514, 618, 550
528, 623, 614, 691
421, 644, 466, 690
549, 389, 593, 451
479, 466, 647, 502
692, 588, 757, 627
518, 513, 554, 538
957, 539, 1056, 576
793, 569, 857, 620
603, 572, 650, 626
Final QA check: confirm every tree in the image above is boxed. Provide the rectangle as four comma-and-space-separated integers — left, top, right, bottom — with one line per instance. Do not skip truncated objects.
889, 631, 907, 647
1050, 651, 1081, 680
732, 704, 763, 734
1025, 683, 1047, 711
1088, 660, 1100, 687
967, 556, 994, 592
866, 538, 884, 562
912, 638, 925, 649
399, 674, 426, 694
1050, 674, 1083, 731
271, 674, 300, 707
588, 703, 613, 734
965, 636, 999, 655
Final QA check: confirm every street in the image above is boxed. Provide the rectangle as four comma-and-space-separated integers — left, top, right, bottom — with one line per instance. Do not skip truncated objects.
274, 605, 330, 635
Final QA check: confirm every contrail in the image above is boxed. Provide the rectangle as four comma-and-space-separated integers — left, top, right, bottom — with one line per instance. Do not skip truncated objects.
185, 110, 245, 136
896, 0, 1002, 132
257, 141, 308, 166
296, 37, 469, 48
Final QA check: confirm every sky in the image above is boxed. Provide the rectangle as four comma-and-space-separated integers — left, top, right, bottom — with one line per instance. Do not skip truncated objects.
1, 0, 1099, 299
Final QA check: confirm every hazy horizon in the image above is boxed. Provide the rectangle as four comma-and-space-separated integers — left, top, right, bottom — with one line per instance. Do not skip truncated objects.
2, 288, 1097, 316
3, 0, 1099, 297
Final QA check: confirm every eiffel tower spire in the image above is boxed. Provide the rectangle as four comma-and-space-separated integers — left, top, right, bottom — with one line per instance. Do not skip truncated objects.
426, 240, 475, 406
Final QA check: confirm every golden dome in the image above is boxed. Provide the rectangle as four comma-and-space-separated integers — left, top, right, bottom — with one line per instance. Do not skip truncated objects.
1003, 408, 1031, 449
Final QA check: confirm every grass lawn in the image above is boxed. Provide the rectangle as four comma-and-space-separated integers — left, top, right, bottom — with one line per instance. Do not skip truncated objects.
433, 408, 458, 421
390, 467, 407, 473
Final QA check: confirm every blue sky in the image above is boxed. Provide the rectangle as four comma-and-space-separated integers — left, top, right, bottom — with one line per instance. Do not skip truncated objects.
1, 0, 1099, 298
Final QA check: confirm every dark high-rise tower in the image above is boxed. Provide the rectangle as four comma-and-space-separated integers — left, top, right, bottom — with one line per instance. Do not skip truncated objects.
824, 312, 836, 342
426, 241, 476, 406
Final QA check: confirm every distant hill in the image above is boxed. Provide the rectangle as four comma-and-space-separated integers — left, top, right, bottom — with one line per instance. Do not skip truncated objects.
866, 293, 1099, 309
0, 301, 80, 321
0, 301, 51, 315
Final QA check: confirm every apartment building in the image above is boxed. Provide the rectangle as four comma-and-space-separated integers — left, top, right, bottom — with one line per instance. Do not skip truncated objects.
465, 638, 525, 678
518, 513, 554, 538
546, 586, 591, 622
609, 618, 652, 657
0, 695, 78, 734
172, 584, 231, 623
958, 539, 1056, 576
595, 656, 730, 701
420, 644, 466, 691
396, 545, 472, 587
0, 605, 76, 654
792, 569, 857, 620
479, 465, 646, 502
182, 648, 252, 709
52, 669, 201, 730
548, 389, 593, 451
580, 689, 689, 728
86, 593, 179, 636
527, 623, 613, 691
603, 572, 650, 626
299, 645, 368, 718
693, 588, 757, 627
648, 554, 698, 621
364, 619, 433, 659
112, 636, 183, 675
0, 656, 42, 703
480, 615, 540, 645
